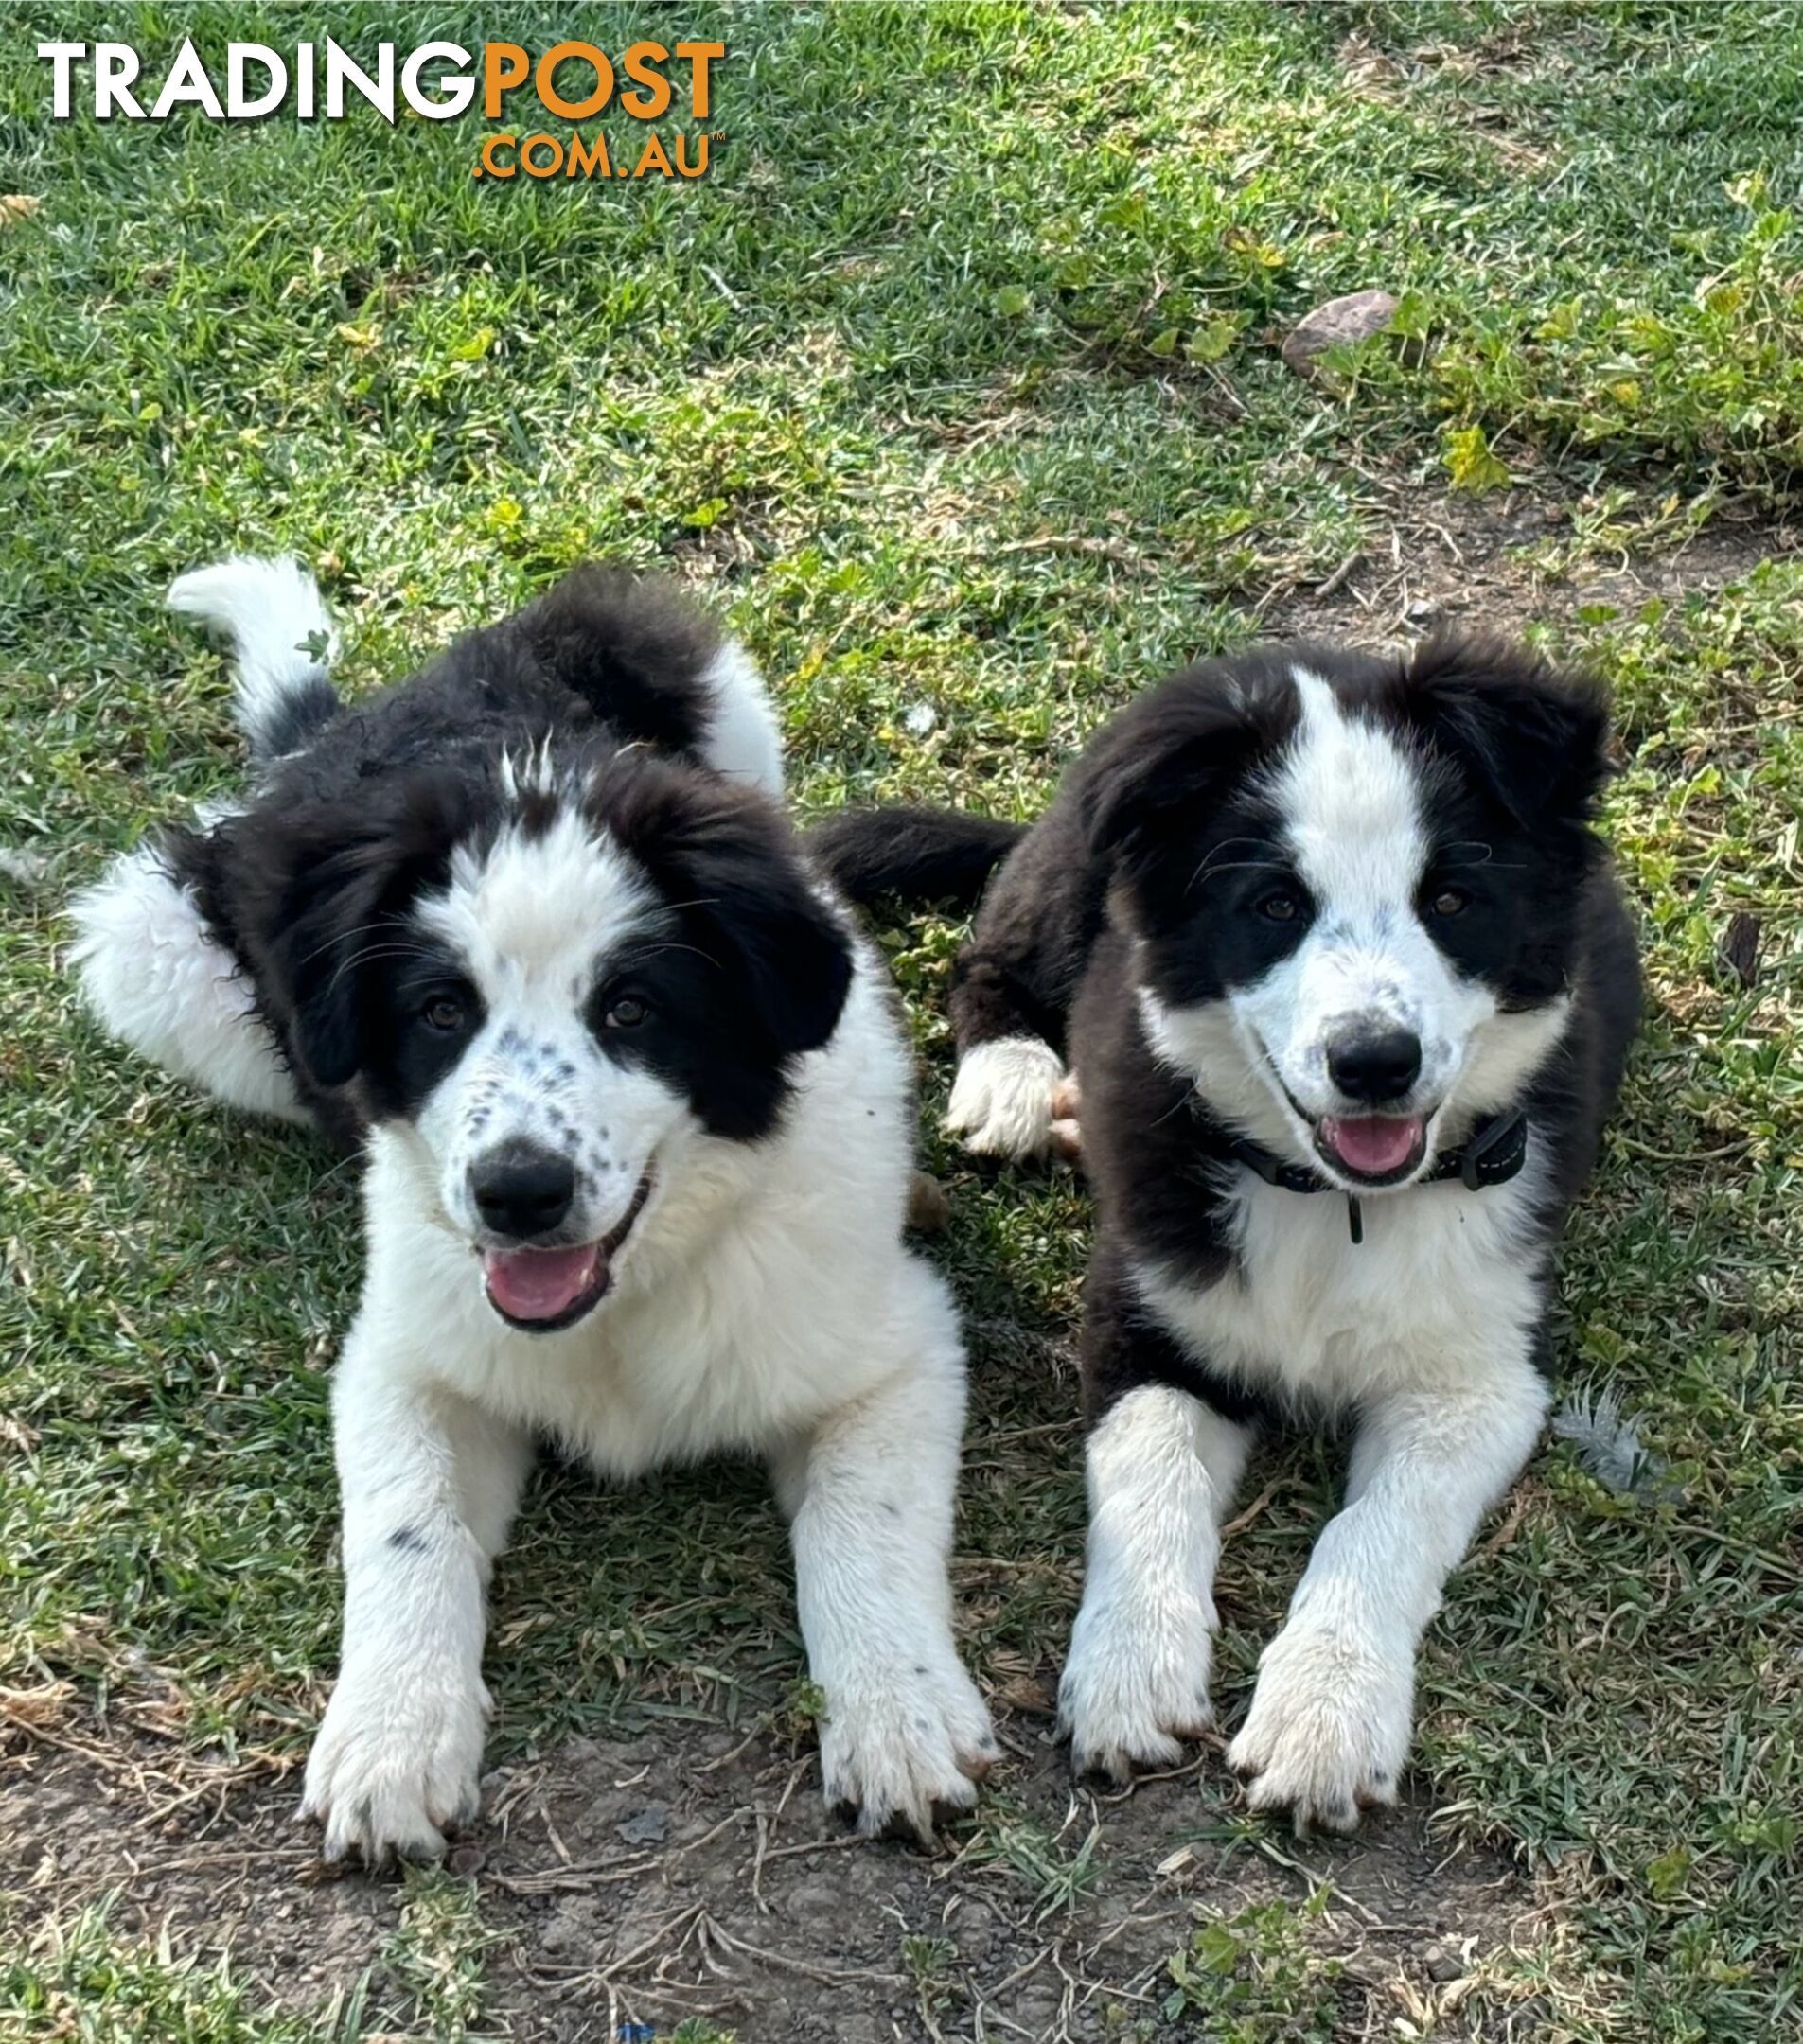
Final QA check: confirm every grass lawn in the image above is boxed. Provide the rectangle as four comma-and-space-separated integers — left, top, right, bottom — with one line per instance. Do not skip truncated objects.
2, 3, 1799, 2038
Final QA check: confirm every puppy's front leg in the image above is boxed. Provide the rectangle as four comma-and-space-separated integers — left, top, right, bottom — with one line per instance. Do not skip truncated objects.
302, 1328, 531, 1863
1059, 1376, 1252, 1782
774, 1310, 997, 1841
1229, 1358, 1548, 1831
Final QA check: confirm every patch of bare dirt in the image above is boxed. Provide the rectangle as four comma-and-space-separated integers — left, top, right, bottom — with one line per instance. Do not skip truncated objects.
1336, 26, 1566, 171
1256, 487, 1798, 650
3, 1713, 1535, 2042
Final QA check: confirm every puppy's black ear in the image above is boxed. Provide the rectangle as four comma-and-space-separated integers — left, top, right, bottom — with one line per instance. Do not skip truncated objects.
1405, 636, 1611, 828
260, 835, 394, 1089
1079, 668, 1267, 880
609, 761, 854, 1060
244, 777, 469, 1090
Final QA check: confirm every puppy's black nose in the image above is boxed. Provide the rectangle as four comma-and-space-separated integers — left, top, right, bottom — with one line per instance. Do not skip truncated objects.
1326, 1025, 1422, 1103
469, 1144, 575, 1240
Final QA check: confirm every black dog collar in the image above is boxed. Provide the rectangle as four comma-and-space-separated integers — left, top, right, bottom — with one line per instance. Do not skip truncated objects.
1228, 1108, 1529, 1244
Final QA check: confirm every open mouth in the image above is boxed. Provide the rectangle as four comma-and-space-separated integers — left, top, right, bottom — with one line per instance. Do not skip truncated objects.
1263, 1057, 1434, 1189
480, 1175, 652, 1333
1313, 1113, 1428, 1188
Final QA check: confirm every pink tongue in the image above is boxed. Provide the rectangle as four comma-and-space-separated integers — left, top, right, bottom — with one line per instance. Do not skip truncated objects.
483, 1243, 601, 1322
1320, 1115, 1424, 1178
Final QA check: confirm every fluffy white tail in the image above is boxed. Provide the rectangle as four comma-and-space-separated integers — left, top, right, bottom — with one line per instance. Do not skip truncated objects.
167, 555, 340, 758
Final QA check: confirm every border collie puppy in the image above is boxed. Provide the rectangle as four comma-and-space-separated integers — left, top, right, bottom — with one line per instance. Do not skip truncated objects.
72, 559, 996, 1859
839, 638, 1639, 1831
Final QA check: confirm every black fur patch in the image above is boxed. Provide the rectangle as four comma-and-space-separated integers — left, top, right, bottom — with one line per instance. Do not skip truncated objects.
255, 674, 342, 761
1387, 637, 1614, 1015
592, 755, 854, 1139
1082, 1240, 1276, 1433
195, 764, 478, 1103
159, 564, 843, 1147
229, 564, 720, 828
807, 805, 1025, 912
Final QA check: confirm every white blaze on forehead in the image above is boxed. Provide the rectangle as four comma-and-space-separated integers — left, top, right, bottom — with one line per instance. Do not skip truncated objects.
406, 800, 682, 1256
418, 805, 654, 997
1274, 669, 1426, 917
1161, 664, 1564, 1165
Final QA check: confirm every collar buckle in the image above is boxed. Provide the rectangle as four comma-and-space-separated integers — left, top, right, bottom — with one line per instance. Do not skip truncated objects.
1455, 1109, 1529, 1190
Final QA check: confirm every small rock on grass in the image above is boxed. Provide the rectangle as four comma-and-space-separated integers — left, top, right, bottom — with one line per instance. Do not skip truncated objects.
615, 1804, 668, 1846
1282, 289, 1402, 377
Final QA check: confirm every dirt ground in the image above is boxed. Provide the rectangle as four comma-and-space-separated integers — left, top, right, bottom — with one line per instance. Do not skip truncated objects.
2, 1714, 1535, 2043
1254, 482, 1795, 649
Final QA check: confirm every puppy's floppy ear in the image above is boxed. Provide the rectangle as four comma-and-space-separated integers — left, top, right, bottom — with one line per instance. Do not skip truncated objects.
1079, 668, 1267, 880
607, 759, 853, 1060
1404, 634, 1612, 828
242, 776, 470, 1089
261, 834, 383, 1089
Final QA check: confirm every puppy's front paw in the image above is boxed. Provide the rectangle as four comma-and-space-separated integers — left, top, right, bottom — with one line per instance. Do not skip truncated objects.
1227, 1619, 1411, 1833
301, 1668, 489, 1864
1059, 1576, 1214, 1782
944, 1038, 1066, 1161
819, 1652, 998, 1843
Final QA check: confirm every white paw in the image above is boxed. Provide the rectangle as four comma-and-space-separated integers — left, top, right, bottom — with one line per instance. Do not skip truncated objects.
301, 1668, 489, 1863
1227, 1619, 1412, 1833
1059, 1574, 1215, 1780
819, 1650, 998, 1842
945, 1037, 1066, 1160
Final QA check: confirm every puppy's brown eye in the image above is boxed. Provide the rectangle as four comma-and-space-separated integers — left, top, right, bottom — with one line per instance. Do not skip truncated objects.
422, 995, 467, 1032
606, 996, 649, 1030
1257, 890, 1300, 923
1429, 888, 1469, 918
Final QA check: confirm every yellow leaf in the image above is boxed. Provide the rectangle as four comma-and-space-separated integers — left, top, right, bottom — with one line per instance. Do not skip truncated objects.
1444, 425, 1511, 494
0, 193, 43, 227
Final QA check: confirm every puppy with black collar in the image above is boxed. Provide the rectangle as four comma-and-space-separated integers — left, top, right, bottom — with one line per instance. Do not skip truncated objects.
826, 636, 1639, 1830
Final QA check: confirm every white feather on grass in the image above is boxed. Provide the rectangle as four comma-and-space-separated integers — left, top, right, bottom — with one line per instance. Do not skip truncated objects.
0, 846, 47, 890
1552, 1387, 1676, 1499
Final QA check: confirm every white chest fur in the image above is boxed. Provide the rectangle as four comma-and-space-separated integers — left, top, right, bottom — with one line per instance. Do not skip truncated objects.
1133, 1146, 1552, 1411
345, 943, 936, 1480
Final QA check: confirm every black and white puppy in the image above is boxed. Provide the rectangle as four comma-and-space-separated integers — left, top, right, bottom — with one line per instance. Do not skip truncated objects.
73, 558, 996, 1859
854, 638, 1639, 1830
